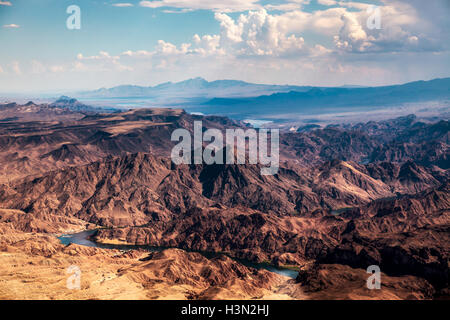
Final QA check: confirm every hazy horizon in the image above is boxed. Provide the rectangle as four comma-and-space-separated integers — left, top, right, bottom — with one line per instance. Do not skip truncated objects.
1, 75, 449, 97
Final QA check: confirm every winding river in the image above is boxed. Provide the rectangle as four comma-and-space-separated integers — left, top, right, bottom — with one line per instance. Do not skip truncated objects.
58, 230, 299, 279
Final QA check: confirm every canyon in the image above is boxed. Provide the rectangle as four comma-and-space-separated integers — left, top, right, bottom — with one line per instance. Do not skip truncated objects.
0, 101, 448, 299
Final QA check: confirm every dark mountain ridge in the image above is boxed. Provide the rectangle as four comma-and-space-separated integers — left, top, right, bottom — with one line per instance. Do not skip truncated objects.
205, 78, 450, 117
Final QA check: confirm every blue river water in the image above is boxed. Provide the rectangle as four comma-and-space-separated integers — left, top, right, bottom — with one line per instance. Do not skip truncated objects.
58, 230, 299, 279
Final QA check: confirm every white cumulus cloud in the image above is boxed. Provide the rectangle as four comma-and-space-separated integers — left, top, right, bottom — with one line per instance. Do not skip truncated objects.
3, 24, 20, 28
112, 3, 134, 7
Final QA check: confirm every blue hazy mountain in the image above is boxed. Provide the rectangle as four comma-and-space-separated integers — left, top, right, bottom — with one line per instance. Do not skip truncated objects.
77, 77, 313, 99
202, 77, 450, 118
75, 77, 450, 121
50, 96, 119, 113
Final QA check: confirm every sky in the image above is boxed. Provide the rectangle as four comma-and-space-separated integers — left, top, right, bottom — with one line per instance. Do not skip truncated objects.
0, 0, 449, 93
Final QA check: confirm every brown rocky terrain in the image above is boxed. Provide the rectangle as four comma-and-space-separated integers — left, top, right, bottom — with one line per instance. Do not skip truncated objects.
282, 114, 449, 168
0, 225, 438, 300
0, 101, 86, 122
0, 208, 94, 234
89, 181, 448, 294
289, 263, 435, 300
0, 225, 291, 300
1, 153, 443, 226
0, 105, 245, 183
0, 104, 448, 300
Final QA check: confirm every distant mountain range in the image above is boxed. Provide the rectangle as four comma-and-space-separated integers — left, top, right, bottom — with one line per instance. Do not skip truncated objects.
74, 77, 450, 121
77, 77, 450, 103
76, 77, 313, 100
50, 96, 118, 113
0, 96, 119, 122
202, 77, 450, 118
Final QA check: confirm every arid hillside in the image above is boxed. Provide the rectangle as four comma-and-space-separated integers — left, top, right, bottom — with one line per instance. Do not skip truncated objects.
0, 103, 448, 300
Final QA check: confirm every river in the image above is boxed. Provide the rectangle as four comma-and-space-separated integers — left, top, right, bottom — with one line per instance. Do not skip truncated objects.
58, 230, 299, 279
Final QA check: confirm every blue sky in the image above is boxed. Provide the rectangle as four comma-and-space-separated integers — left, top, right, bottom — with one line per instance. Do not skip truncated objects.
0, 0, 449, 92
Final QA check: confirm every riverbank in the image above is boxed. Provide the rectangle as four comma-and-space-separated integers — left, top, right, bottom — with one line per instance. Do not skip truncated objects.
0, 223, 296, 299
58, 229, 300, 279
